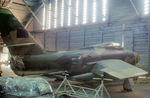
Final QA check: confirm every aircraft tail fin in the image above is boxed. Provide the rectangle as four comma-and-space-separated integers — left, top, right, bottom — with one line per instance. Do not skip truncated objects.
0, 8, 44, 56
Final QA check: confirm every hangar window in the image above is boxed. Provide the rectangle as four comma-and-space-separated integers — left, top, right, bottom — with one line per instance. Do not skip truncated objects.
93, 0, 97, 23
83, 0, 87, 24
144, 0, 149, 15
75, 0, 79, 25
102, 0, 107, 22
61, 0, 64, 27
47, 3, 52, 29
42, 5, 46, 30
43, 0, 108, 30
68, 0, 72, 26
54, 0, 58, 28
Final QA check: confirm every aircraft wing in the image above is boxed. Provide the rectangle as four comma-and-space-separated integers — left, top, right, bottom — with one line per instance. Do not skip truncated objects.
92, 59, 148, 79
7, 43, 35, 47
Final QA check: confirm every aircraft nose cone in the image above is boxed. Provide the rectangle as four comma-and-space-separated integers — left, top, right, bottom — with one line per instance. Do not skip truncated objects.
134, 52, 140, 64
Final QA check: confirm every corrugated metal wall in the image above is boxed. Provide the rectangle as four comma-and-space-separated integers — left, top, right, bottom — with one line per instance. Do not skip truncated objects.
33, 0, 150, 71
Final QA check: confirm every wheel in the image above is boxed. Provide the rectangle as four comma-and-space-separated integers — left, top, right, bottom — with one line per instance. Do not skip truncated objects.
123, 78, 135, 92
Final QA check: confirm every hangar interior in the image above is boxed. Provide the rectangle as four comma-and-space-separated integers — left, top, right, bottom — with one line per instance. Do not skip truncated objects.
30, 0, 150, 71
0, 0, 149, 70
0, 0, 150, 98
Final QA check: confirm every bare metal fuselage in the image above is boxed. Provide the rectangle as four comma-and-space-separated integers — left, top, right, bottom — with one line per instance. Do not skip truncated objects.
11, 46, 138, 76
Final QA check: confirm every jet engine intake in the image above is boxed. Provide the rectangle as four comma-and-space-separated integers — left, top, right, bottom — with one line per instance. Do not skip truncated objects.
10, 56, 25, 70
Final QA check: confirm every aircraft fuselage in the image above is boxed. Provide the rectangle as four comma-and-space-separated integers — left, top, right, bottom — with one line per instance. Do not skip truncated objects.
11, 45, 138, 76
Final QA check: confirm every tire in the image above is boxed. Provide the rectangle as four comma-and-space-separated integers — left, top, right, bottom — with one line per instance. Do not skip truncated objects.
123, 78, 135, 92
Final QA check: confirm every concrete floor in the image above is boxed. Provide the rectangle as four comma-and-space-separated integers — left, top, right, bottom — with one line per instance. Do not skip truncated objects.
1, 64, 17, 76
108, 83, 150, 98
1, 64, 150, 98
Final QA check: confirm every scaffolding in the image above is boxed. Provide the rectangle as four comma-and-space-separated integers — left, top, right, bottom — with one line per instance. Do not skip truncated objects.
54, 75, 112, 98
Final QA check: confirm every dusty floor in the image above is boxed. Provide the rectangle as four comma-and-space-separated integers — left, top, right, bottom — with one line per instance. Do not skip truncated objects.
1, 64, 150, 98
108, 83, 150, 98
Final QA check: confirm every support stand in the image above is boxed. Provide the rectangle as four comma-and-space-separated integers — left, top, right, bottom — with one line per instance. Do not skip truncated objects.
54, 74, 76, 97
54, 73, 112, 98
93, 75, 112, 98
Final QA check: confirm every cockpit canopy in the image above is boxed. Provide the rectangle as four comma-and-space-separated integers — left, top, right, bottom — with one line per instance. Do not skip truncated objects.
81, 42, 122, 50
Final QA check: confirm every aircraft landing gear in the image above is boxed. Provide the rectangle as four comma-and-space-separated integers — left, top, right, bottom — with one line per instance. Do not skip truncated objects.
123, 78, 135, 91
0, 68, 2, 77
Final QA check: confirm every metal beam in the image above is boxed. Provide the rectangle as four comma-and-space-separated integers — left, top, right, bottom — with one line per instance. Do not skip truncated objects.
12, 2, 27, 6
23, 0, 43, 27
24, 4, 43, 28
129, 0, 139, 16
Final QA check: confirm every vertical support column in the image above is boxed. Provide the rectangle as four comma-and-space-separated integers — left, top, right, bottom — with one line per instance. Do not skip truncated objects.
55, 31, 58, 51
122, 24, 126, 48
132, 30, 135, 52
68, 30, 71, 50
44, 31, 46, 49
101, 30, 104, 43
83, 28, 86, 47
148, 30, 150, 72
98, 26, 103, 43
